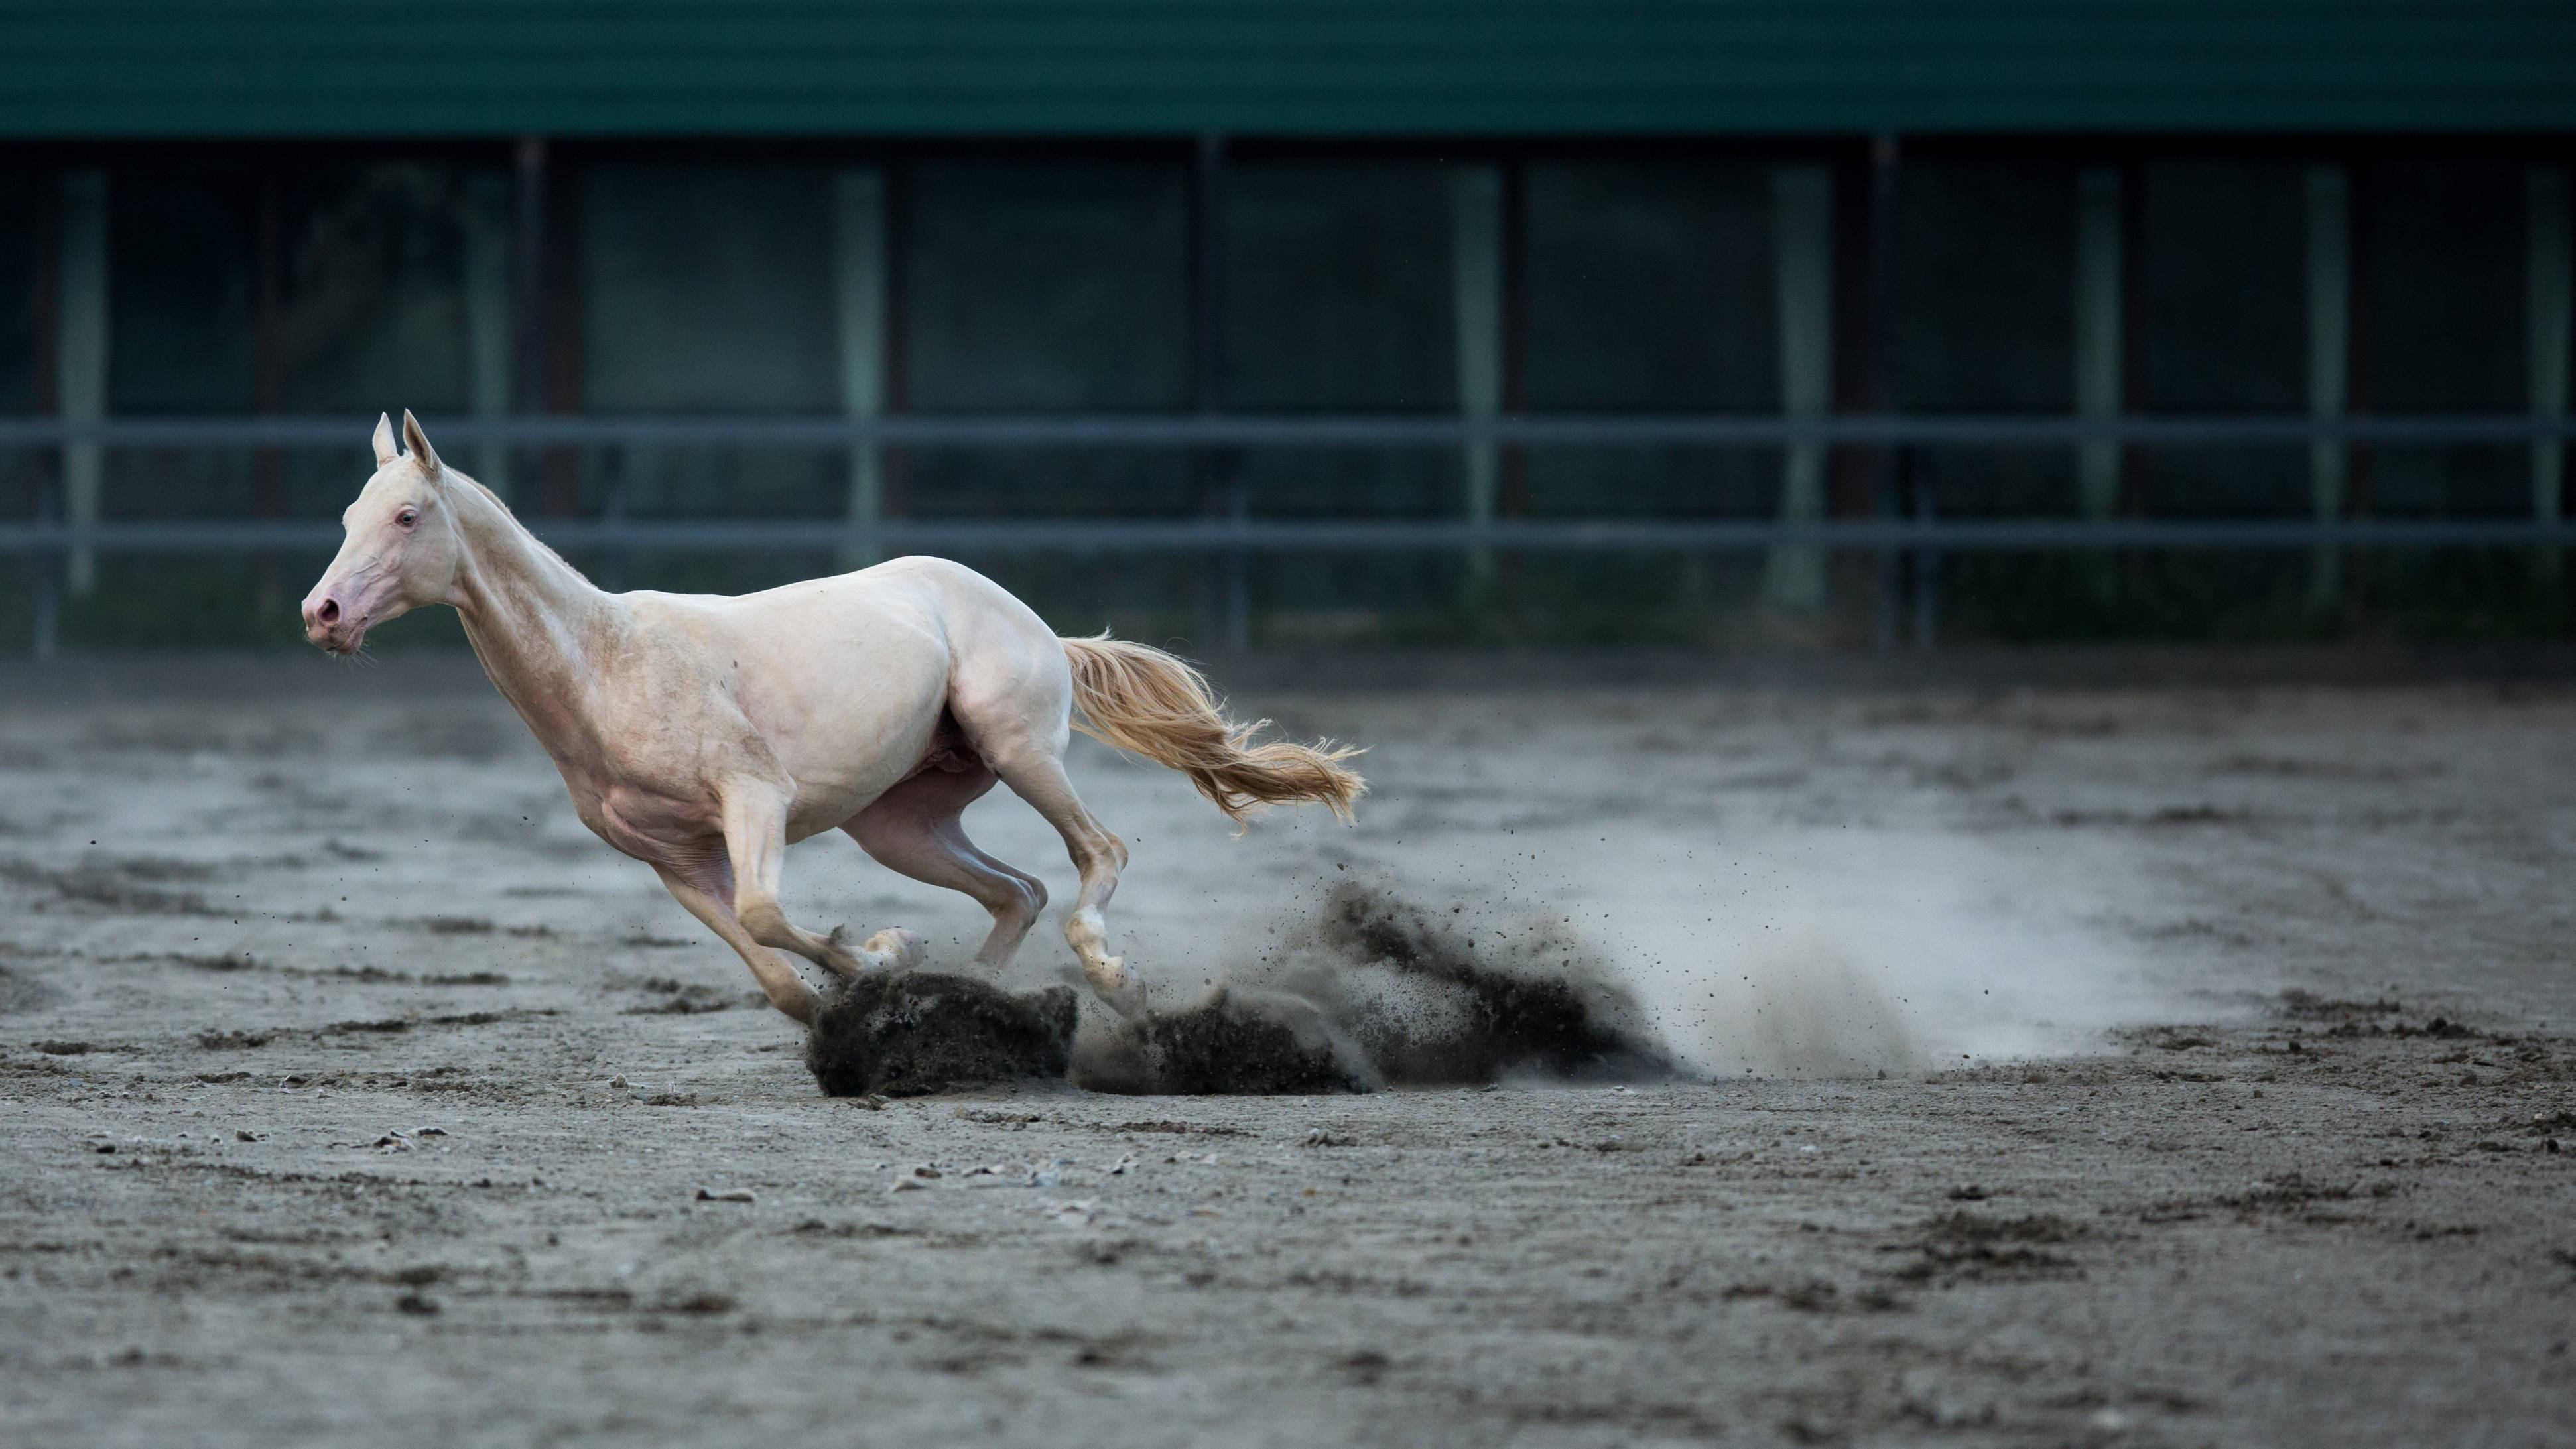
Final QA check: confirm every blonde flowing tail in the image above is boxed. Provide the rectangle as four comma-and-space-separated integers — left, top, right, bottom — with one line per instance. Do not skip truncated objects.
1061, 634, 1366, 825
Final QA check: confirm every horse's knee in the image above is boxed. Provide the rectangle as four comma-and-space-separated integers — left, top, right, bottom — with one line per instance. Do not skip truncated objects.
737, 895, 794, 948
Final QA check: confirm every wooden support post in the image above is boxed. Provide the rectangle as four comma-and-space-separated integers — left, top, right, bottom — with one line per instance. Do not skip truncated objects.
1450, 164, 1504, 594
833, 168, 888, 572
2305, 164, 2351, 607
1765, 164, 1834, 611
57, 168, 107, 599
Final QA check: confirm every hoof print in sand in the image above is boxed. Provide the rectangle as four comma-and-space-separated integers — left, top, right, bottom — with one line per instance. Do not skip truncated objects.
805, 972, 1077, 1098
1080, 987, 1374, 1096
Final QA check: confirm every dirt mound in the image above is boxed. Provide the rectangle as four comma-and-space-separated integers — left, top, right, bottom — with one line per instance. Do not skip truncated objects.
804, 972, 1077, 1098
1074, 987, 1373, 1096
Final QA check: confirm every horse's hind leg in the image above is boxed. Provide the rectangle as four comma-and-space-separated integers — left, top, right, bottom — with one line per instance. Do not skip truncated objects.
847, 763, 1047, 972
986, 751, 1139, 1016
653, 865, 824, 1025
721, 783, 919, 980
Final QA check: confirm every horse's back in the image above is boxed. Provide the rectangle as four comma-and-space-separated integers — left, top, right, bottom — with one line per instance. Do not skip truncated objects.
775, 556, 1057, 661
693, 555, 1070, 724
682, 556, 1015, 640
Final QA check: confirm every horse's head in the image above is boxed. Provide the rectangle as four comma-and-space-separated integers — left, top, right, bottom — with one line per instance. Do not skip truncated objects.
300, 411, 468, 655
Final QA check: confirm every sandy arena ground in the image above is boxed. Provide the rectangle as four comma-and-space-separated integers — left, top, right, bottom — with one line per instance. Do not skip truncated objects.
0, 657, 2571, 1448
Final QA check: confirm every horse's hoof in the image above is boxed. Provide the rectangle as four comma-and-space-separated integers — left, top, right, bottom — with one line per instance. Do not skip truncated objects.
1096, 979, 1148, 1019
860, 928, 923, 972
1086, 957, 1147, 1019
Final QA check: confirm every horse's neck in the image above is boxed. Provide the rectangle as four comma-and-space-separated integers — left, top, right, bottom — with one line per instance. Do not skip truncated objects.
444, 479, 623, 747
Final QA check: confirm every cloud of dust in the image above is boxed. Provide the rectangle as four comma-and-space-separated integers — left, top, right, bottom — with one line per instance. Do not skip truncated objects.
1126, 823, 2168, 1084
1470, 825, 2167, 1079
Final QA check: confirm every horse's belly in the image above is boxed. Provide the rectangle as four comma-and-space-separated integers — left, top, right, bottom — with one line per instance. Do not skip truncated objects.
779, 745, 923, 840
762, 687, 950, 839
781, 783, 881, 842
778, 706, 979, 841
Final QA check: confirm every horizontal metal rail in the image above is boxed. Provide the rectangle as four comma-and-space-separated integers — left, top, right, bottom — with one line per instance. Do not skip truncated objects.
5, 517, 2575, 555
2, 412, 2574, 449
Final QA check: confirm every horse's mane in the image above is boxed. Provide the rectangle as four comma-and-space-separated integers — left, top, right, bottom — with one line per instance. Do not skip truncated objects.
442, 465, 589, 580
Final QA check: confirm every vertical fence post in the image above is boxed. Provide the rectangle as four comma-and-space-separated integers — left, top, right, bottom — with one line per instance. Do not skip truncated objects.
32, 569, 58, 662
1450, 164, 1504, 598
2530, 166, 2571, 584
2305, 164, 2352, 608
511, 137, 550, 515
1912, 460, 1938, 649
597, 447, 627, 592
251, 175, 287, 628
1870, 135, 1903, 651
2075, 166, 2127, 607
32, 470, 59, 661
58, 168, 108, 603
1189, 133, 1246, 651
462, 170, 515, 499
2075, 167, 2126, 521
834, 168, 889, 572
1766, 164, 1834, 613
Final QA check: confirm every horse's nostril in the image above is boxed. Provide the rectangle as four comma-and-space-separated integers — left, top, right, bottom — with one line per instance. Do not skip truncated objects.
318, 598, 340, 625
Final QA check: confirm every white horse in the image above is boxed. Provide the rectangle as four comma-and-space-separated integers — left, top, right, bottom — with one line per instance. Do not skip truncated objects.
301, 412, 1363, 1024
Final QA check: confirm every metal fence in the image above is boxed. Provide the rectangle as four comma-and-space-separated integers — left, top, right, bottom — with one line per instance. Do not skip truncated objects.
7, 412, 2575, 450
5, 411, 2573, 655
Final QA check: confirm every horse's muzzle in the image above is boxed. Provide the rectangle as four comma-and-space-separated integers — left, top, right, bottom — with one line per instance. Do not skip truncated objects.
300, 589, 367, 654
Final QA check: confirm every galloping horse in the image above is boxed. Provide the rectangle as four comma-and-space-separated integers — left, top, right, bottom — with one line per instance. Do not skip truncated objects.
302, 412, 1363, 1024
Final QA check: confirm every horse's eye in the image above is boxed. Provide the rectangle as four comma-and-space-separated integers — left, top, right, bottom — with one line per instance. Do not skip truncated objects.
397, 510, 418, 527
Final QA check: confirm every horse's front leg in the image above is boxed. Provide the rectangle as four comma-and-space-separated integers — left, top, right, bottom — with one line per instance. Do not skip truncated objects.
653, 865, 824, 1024
720, 783, 920, 979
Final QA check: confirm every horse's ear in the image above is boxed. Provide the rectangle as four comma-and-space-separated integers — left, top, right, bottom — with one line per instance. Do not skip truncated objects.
400, 409, 442, 477
372, 412, 398, 466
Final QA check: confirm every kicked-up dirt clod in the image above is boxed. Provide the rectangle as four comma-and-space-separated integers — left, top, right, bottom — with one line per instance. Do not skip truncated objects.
1068, 883, 1675, 1095
1075, 986, 1374, 1095
1296, 881, 1675, 1084
803, 972, 1076, 1098
798, 876, 1671, 1099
